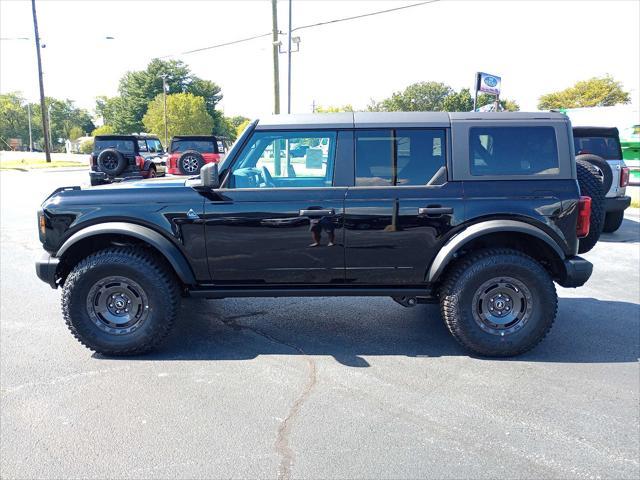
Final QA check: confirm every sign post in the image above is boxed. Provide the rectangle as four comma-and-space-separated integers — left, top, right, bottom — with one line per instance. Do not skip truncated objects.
474, 72, 502, 111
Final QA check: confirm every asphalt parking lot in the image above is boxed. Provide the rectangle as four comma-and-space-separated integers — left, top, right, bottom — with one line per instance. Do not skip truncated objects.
1, 169, 638, 479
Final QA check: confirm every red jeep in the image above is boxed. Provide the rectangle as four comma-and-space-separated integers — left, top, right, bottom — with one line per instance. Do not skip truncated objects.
167, 135, 230, 175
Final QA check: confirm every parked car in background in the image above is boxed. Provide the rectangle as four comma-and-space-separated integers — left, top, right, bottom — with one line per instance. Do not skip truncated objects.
573, 127, 631, 233
90, 135, 166, 186
167, 135, 231, 175
620, 124, 640, 185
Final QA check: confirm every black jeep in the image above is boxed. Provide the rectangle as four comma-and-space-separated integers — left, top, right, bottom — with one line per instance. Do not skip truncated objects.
36, 112, 593, 357
90, 135, 167, 186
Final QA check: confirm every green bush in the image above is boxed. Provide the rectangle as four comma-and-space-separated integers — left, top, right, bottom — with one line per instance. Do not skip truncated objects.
79, 139, 94, 154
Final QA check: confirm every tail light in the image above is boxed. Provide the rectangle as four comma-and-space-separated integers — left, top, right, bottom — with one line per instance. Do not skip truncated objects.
135, 156, 145, 169
620, 167, 630, 187
576, 196, 592, 238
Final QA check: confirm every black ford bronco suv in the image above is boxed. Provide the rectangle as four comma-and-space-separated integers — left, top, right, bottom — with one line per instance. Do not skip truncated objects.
36, 112, 594, 357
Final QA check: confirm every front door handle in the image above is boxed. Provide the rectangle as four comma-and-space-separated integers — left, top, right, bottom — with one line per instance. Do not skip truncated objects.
299, 208, 335, 217
418, 206, 453, 216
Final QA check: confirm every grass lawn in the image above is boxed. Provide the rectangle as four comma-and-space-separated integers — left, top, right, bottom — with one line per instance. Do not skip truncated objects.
0, 158, 88, 170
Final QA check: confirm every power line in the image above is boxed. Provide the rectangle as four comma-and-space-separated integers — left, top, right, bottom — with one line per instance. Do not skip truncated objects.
160, 32, 272, 58
161, 0, 440, 58
292, 0, 440, 32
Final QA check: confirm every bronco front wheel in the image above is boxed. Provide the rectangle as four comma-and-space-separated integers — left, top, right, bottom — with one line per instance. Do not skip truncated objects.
439, 248, 557, 357
61, 247, 179, 355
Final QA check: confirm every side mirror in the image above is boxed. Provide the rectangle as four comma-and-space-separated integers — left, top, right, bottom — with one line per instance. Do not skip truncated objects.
200, 162, 219, 188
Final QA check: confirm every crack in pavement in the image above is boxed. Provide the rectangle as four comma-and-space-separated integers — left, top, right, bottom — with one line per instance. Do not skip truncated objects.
217, 312, 317, 480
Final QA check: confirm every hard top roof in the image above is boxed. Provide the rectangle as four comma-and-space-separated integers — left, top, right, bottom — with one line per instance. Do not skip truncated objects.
255, 111, 569, 129
172, 135, 217, 140
572, 126, 620, 136
95, 134, 160, 140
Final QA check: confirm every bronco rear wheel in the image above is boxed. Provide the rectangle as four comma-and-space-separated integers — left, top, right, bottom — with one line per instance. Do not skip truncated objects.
62, 247, 179, 355
439, 248, 557, 357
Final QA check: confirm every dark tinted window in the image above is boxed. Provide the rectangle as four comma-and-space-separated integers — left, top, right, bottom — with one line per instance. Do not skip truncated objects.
470, 127, 559, 176
355, 129, 446, 186
94, 139, 135, 152
171, 139, 216, 153
574, 136, 621, 160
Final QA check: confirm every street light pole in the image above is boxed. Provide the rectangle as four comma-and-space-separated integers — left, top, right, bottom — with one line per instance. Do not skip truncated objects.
271, 0, 280, 114
160, 74, 168, 147
47, 104, 53, 151
31, 0, 51, 162
287, 0, 292, 114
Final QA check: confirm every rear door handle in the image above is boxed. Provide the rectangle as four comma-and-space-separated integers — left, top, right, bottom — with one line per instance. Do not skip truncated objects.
418, 206, 453, 216
299, 208, 335, 216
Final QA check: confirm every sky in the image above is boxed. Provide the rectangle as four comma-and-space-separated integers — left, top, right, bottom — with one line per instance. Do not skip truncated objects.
1, 0, 639, 119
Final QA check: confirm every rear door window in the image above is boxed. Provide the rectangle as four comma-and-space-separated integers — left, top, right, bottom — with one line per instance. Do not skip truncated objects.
94, 139, 135, 152
137, 139, 148, 152
171, 139, 216, 153
355, 129, 446, 186
469, 126, 559, 176
574, 136, 621, 160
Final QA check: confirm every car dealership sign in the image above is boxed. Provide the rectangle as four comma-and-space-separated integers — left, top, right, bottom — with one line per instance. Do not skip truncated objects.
476, 72, 501, 96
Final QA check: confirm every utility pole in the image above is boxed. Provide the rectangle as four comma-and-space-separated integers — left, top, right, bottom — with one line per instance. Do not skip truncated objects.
27, 103, 33, 151
31, 0, 51, 161
271, 0, 280, 114
160, 74, 168, 147
287, 0, 293, 114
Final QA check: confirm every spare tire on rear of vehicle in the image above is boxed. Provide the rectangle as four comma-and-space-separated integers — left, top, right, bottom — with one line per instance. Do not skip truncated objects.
97, 148, 127, 176
575, 153, 613, 194
576, 159, 605, 254
178, 150, 205, 175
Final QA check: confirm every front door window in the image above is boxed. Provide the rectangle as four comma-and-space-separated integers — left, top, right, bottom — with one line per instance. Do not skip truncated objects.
227, 130, 337, 189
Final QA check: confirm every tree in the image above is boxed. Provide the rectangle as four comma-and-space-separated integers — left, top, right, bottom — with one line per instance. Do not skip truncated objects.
92, 125, 115, 136
68, 126, 84, 141
369, 82, 453, 112
0, 93, 29, 147
442, 88, 474, 112
442, 88, 519, 112
315, 104, 354, 113
142, 92, 214, 141
538, 75, 631, 110
101, 59, 224, 134
235, 119, 251, 138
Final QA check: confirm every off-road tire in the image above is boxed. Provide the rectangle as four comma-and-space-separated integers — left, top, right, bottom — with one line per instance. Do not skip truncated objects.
61, 247, 179, 356
602, 210, 625, 233
439, 248, 557, 357
577, 159, 605, 253
148, 165, 157, 179
97, 148, 127, 176
576, 153, 613, 193
178, 150, 204, 175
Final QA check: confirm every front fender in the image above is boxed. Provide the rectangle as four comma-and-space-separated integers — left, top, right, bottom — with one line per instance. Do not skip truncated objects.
56, 222, 196, 285
426, 219, 566, 283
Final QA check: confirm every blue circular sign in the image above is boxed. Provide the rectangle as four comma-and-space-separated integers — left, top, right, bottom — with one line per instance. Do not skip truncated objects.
484, 76, 498, 87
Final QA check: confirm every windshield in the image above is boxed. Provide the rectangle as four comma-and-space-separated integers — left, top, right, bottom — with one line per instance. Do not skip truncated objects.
574, 136, 622, 160
170, 139, 215, 153
95, 139, 135, 152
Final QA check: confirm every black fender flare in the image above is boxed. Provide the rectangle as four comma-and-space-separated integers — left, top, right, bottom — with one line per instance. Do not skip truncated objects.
56, 222, 196, 285
426, 220, 566, 283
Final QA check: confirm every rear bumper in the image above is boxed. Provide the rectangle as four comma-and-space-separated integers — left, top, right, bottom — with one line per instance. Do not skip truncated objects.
604, 196, 631, 213
558, 256, 593, 288
35, 252, 59, 288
